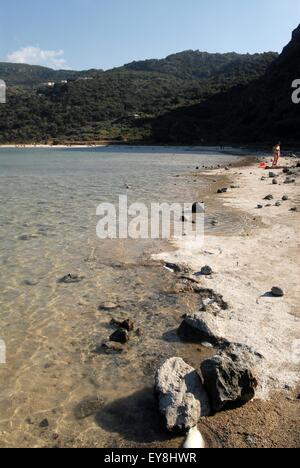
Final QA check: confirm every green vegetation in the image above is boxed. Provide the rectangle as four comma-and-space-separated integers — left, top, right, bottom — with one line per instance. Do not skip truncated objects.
0, 26, 299, 146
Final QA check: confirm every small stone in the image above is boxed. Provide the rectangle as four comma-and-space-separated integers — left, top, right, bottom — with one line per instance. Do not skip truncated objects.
99, 302, 118, 311
39, 419, 49, 429
109, 328, 129, 344
275, 201, 281, 207
264, 195, 274, 200
269, 172, 276, 178
23, 279, 39, 286
192, 202, 204, 214
199, 266, 213, 276
74, 397, 105, 420
257, 204, 263, 209
282, 195, 289, 201
272, 178, 278, 185
58, 274, 84, 284
290, 207, 298, 212
271, 287, 284, 297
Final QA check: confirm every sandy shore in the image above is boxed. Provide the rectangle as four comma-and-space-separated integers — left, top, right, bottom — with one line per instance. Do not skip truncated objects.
0, 144, 107, 149
153, 156, 300, 445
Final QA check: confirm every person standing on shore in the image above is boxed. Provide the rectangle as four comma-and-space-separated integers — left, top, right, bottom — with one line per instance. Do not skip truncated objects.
272, 142, 281, 167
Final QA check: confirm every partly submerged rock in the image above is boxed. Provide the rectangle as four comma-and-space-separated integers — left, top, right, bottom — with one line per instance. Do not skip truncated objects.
99, 302, 118, 311
201, 343, 260, 412
109, 328, 129, 344
58, 274, 84, 284
178, 312, 223, 345
155, 357, 210, 432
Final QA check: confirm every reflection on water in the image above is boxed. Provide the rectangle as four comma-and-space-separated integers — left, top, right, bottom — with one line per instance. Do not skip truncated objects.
0, 146, 244, 448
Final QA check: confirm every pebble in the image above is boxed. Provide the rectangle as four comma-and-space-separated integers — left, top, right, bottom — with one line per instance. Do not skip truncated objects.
99, 302, 118, 311
282, 195, 289, 201
58, 274, 84, 284
271, 287, 284, 297
109, 328, 129, 344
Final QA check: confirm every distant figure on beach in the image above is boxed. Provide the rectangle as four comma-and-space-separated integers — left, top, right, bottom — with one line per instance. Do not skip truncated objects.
272, 142, 281, 167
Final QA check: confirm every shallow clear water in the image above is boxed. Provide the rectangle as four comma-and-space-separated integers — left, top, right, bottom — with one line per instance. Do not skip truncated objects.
0, 146, 244, 448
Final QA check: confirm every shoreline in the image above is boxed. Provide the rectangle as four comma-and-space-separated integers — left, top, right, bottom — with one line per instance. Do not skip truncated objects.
152, 155, 300, 446
154, 156, 300, 394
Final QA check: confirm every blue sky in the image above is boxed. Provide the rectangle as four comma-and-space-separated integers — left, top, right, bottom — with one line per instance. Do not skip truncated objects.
0, 0, 299, 70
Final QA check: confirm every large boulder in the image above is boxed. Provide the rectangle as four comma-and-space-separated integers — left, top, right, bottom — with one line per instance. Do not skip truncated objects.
155, 357, 210, 432
178, 312, 223, 344
201, 343, 260, 412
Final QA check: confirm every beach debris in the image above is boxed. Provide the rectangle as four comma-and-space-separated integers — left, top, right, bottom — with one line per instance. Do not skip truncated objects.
201, 343, 260, 412
282, 195, 289, 201
58, 273, 84, 284
155, 357, 211, 432
99, 302, 118, 311
271, 287, 284, 297
264, 194, 274, 200
109, 328, 129, 344
178, 312, 223, 345
192, 202, 204, 214
195, 266, 213, 276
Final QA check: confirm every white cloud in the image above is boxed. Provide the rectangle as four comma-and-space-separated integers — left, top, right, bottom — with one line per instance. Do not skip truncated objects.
7, 46, 67, 69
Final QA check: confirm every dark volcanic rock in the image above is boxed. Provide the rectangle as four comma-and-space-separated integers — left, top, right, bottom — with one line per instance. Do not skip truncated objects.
58, 274, 84, 284
201, 344, 259, 412
192, 202, 204, 214
178, 312, 223, 345
264, 194, 274, 200
99, 302, 118, 311
109, 328, 129, 344
271, 287, 284, 297
282, 195, 289, 201
155, 357, 210, 432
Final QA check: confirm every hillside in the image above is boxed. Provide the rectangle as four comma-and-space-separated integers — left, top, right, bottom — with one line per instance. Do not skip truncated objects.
0, 50, 278, 144
148, 24, 300, 144
0, 63, 102, 88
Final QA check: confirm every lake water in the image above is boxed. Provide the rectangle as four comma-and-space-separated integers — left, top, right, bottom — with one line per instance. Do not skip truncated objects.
0, 146, 246, 448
